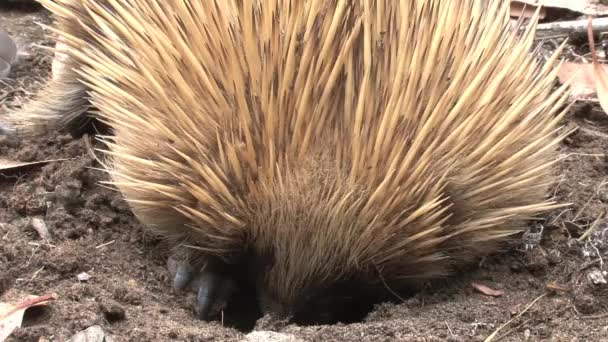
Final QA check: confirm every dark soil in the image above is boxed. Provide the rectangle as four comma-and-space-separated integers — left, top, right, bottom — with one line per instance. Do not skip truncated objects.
1, 4, 608, 342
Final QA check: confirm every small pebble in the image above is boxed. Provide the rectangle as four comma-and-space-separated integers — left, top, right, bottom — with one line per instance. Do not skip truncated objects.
67, 325, 114, 342
77, 272, 91, 282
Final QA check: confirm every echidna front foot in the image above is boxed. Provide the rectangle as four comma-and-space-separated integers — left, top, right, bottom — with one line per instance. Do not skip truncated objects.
168, 252, 238, 321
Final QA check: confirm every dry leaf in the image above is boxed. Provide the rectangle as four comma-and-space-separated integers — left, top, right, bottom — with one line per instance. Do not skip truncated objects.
472, 282, 504, 297
588, 16, 608, 115
556, 62, 608, 99
0, 293, 57, 341
0, 158, 68, 174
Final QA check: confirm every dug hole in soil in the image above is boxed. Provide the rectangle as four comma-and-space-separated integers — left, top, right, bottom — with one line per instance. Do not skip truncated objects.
1, 3, 608, 342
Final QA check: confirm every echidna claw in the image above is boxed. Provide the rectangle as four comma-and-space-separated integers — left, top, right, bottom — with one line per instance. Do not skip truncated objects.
167, 255, 237, 321
194, 271, 222, 320
172, 262, 195, 290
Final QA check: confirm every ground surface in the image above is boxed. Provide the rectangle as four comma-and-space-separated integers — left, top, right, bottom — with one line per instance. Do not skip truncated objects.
1, 4, 608, 342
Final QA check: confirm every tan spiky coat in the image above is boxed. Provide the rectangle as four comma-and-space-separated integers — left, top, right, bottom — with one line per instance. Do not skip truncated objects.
7, 0, 570, 315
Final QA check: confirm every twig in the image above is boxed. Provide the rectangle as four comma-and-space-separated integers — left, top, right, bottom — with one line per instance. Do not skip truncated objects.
445, 321, 455, 338
534, 18, 608, 37
95, 239, 115, 249
581, 312, 608, 320
374, 263, 405, 302
27, 266, 45, 284
573, 197, 593, 223
551, 174, 566, 198
495, 318, 533, 341
484, 293, 547, 342
590, 244, 604, 269
1, 222, 12, 240
560, 153, 605, 159
578, 210, 606, 242
25, 243, 40, 267
550, 208, 572, 226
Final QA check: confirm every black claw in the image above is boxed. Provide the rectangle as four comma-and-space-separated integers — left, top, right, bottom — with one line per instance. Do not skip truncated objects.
194, 271, 222, 320
172, 262, 194, 290
167, 253, 240, 321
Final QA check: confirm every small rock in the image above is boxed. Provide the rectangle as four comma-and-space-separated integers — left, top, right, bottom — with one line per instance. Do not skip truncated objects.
77, 272, 91, 282
100, 304, 126, 323
67, 325, 114, 342
240, 331, 304, 342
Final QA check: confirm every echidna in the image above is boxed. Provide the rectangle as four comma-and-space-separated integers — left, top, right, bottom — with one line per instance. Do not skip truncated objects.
2, 0, 571, 324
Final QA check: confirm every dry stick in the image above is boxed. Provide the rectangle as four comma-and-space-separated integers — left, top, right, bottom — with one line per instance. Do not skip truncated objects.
533, 17, 608, 38
0, 293, 58, 321
25, 244, 40, 267
484, 293, 548, 342
560, 153, 605, 159
26, 266, 45, 284
95, 239, 115, 249
581, 312, 608, 320
445, 321, 455, 338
